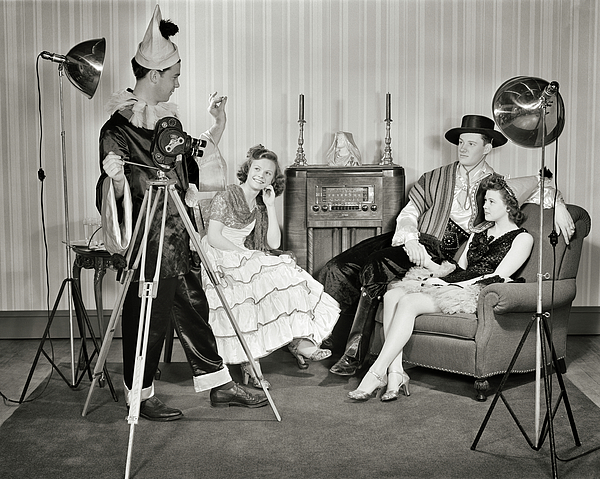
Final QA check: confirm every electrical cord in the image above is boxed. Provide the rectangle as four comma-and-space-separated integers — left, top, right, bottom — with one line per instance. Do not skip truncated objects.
1, 54, 56, 406
87, 226, 103, 249
548, 139, 600, 463
530, 136, 600, 463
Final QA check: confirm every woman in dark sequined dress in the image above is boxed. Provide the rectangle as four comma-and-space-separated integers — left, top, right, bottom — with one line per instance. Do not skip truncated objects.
348, 175, 534, 402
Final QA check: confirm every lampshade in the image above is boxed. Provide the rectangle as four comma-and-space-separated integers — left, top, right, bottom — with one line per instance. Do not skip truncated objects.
492, 76, 565, 149
41, 38, 106, 99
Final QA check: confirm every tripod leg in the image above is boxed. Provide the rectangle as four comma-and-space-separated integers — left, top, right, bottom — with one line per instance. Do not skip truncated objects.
80, 331, 118, 402
544, 315, 580, 446
125, 423, 137, 479
71, 278, 113, 392
82, 270, 134, 416
125, 184, 168, 478
472, 312, 581, 479
20, 279, 73, 403
538, 320, 559, 478
471, 315, 537, 450
126, 280, 156, 424
72, 283, 92, 381
82, 185, 159, 416
535, 315, 581, 454
168, 186, 281, 421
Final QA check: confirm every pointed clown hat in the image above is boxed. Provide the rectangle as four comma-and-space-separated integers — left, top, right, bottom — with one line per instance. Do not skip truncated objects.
134, 4, 180, 70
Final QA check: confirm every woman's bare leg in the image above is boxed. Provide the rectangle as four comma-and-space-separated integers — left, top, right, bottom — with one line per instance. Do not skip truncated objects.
382, 287, 407, 337
352, 292, 440, 395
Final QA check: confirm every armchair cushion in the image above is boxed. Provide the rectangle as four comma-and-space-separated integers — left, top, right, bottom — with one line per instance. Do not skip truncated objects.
412, 313, 477, 340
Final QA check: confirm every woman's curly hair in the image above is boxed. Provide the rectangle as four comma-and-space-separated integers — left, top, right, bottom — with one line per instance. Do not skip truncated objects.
237, 145, 286, 197
481, 174, 526, 226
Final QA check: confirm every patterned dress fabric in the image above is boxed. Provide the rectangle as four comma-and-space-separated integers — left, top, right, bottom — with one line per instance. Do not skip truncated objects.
388, 228, 527, 314
200, 185, 340, 364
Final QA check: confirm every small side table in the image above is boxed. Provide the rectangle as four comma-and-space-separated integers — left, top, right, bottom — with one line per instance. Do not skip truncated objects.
70, 245, 118, 401
71, 245, 116, 339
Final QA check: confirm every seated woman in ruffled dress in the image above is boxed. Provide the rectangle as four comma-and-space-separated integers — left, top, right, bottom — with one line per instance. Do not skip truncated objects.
348, 174, 534, 402
197, 145, 340, 388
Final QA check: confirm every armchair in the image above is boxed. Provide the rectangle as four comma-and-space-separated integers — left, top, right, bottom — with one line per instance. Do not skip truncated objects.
371, 203, 591, 401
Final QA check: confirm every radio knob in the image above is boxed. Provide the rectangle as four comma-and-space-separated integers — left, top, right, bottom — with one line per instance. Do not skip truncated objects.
361, 204, 368, 211
371, 204, 378, 211
312, 205, 320, 212
322, 205, 329, 211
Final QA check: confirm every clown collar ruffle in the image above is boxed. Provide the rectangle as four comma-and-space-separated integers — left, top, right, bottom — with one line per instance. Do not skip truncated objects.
105, 89, 179, 130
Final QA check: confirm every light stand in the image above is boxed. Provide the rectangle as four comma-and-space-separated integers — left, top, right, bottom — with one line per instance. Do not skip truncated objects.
471, 77, 580, 478
20, 39, 106, 402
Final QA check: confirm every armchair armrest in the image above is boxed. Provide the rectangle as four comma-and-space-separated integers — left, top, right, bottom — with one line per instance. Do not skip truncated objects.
477, 278, 577, 315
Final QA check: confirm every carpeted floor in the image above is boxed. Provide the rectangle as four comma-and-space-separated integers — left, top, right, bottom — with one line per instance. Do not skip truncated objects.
1, 349, 599, 479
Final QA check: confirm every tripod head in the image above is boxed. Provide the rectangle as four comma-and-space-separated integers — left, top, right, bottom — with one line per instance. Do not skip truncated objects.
147, 170, 177, 187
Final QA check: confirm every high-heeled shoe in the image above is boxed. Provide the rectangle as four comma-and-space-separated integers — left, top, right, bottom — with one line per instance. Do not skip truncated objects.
287, 341, 309, 369
380, 371, 410, 402
307, 348, 332, 361
240, 362, 271, 389
348, 370, 387, 401
288, 339, 332, 369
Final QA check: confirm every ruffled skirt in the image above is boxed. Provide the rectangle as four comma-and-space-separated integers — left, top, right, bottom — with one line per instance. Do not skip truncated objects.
388, 262, 481, 315
200, 238, 340, 364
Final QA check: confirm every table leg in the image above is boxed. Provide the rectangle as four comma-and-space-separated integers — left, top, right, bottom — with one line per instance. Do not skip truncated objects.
93, 257, 107, 342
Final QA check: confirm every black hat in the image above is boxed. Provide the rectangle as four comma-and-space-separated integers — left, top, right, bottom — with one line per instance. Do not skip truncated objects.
445, 115, 508, 148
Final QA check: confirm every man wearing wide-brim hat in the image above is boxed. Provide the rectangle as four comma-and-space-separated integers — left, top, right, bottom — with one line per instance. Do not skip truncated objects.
321, 114, 576, 378
97, 5, 267, 422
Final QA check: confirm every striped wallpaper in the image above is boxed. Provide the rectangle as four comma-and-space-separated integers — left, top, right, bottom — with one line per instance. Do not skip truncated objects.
0, 0, 598, 313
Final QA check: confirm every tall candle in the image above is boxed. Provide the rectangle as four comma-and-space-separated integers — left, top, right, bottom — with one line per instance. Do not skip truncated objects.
299, 94, 304, 121
386, 92, 391, 121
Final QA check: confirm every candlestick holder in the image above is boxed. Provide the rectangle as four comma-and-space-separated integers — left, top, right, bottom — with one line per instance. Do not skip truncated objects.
292, 119, 308, 167
380, 117, 394, 165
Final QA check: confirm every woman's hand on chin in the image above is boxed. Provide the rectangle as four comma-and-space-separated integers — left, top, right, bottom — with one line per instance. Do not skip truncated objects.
262, 185, 275, 207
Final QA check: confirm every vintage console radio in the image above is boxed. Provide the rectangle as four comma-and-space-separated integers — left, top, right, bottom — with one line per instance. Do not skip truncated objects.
284, 165, 405, 274
309, 180, 380, 224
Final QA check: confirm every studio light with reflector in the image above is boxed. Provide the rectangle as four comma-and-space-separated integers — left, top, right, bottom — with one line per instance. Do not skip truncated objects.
472, 76, 581, 478
20, 38, 107, 402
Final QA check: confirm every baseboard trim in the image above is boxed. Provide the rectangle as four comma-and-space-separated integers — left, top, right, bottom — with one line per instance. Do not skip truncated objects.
568, 306, 600, 335
1, 307, 598, 339
0, 310, 115, 339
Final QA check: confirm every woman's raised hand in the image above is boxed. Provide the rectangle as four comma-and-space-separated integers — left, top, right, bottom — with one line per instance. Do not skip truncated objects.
262, 185, 276, 207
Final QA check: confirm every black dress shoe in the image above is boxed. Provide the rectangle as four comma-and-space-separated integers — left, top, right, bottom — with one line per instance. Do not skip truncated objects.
210, 383, 269, 408
329, 354, 360, 376
138, 396, 183, 422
